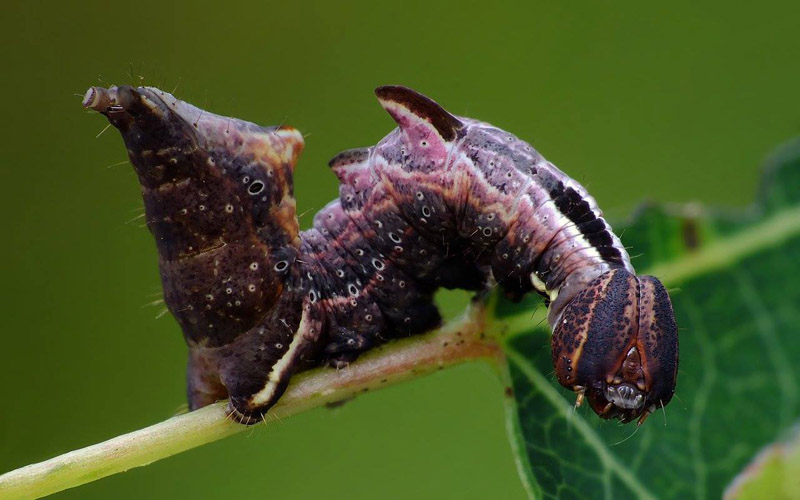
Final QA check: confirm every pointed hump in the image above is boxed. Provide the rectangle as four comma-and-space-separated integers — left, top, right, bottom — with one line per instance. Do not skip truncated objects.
375, 86, 464, 143
328, 146, 373, 185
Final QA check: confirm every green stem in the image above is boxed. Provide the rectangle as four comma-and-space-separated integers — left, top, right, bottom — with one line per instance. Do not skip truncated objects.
0, 303, 501, 500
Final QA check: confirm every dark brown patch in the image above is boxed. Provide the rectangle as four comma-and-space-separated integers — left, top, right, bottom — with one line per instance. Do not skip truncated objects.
375, 85, 464, 141
681, 217, 701, 250
638, 275, 679, 405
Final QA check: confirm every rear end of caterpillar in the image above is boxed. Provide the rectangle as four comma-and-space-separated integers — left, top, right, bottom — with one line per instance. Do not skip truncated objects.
84, 86, 317, 423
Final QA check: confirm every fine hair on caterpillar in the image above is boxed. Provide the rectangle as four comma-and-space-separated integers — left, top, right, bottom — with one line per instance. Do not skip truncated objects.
83, 84, 678, 426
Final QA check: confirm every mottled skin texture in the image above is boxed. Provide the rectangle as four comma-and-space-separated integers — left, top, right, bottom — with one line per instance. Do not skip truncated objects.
84, 84, 678, 425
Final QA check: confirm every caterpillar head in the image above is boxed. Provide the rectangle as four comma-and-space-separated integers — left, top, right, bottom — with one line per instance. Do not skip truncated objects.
551, 269, 679, 424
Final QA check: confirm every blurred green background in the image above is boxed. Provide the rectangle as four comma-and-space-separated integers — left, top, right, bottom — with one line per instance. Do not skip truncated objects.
1, 1, 799, 498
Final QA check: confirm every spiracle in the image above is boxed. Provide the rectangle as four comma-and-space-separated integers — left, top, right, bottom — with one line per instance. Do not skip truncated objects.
84, 84, 678, 426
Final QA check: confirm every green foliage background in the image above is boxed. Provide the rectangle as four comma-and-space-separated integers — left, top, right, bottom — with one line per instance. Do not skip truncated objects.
1, 1, 799, 498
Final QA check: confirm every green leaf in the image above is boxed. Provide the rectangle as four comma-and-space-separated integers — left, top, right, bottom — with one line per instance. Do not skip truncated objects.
499, 138, 800, 499
723, 425, 800, 500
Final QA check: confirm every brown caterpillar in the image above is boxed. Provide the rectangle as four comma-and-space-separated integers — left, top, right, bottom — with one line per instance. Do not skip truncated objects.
83, 84, 678, 425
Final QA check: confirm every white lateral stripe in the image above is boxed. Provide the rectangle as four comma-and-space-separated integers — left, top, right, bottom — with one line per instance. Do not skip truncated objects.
550, 205, 604, 262
248, 309, 310, 407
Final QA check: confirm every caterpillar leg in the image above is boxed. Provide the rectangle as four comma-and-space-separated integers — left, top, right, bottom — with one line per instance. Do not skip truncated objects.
186, 303, 320, 425
230, 305, 321, 425
428, 253, 486, 291
325, 327, 375, 369
186, 349, 228, 410
321, 299, 440, 369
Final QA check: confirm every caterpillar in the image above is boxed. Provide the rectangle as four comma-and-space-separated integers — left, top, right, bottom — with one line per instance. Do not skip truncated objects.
83, 84, 678, 425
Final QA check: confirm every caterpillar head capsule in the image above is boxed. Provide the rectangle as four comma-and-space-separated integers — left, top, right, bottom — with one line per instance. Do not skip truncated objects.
551, 269, 679, 424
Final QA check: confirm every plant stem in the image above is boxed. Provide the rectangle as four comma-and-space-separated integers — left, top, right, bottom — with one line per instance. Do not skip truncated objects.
0, 303, 501, 500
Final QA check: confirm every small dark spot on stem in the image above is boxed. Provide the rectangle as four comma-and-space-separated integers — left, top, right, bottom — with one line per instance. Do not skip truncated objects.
681, 217, 701, 250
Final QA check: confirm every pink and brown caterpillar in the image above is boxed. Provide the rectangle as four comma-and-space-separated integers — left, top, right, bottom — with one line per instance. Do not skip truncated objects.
83, 84, 678, 425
